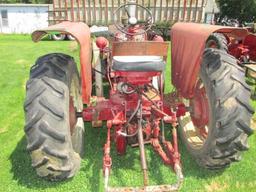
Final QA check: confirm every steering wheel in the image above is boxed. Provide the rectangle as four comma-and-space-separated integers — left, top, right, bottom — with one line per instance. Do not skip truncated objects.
114, 3, 153, 36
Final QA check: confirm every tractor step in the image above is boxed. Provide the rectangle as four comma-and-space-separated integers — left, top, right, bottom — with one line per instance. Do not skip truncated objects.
107, 183, 180, 192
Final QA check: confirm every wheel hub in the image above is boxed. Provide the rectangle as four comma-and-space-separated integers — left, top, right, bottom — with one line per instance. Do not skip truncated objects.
190, 80, 209, 128
69, 96, 77, 134
207, 40, 218, 49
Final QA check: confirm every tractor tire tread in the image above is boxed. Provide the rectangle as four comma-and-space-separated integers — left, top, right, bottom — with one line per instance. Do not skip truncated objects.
201, 49, 254, 167
24, 53, 81, 181
32, 157, 49, 168
39, 120, 66, 142
180, 48, 254, 170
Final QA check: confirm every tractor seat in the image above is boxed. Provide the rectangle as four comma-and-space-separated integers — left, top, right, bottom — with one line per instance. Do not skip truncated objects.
112, 56, 165, 71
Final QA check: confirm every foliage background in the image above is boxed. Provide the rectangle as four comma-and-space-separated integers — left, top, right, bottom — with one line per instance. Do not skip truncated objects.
216, 0, 256, 22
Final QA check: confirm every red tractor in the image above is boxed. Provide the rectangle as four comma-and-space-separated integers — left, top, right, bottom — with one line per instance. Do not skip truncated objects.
24, 1, 255, 191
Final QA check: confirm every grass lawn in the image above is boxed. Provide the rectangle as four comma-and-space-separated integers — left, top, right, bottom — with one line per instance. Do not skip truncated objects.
0, 35, 255, 192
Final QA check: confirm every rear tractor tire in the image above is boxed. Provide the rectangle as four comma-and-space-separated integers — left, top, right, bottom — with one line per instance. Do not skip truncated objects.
24, 53, 84, 180
179, 48, 254, 170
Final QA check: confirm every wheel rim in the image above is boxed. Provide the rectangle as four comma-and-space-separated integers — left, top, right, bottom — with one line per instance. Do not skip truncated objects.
180, 79, 210, 149
69, 76, 83, 135
207, 40, 218, 49
69, 96, 77, 134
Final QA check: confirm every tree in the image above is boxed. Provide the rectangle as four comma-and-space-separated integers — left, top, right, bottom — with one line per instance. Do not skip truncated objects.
218, 0, 256, 22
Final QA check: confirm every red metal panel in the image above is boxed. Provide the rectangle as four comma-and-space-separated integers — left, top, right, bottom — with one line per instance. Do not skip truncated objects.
171, 23, 249, 99
112, 41, 169, 56
243, 34, 256, 61
31, 21, 92, 104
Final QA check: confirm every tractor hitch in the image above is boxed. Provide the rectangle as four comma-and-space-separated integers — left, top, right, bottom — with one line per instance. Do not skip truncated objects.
103, 101, 184, 192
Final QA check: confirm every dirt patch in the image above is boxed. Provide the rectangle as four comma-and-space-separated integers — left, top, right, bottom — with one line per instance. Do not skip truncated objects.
235, 181, 256, 189
0, 113, 19, 134
251, 119, 256, 130
69, 41, 78, 52
205, 181, 228, 192
223, 97, 237, 110
0, 127, 7, 134
16, 59, 27, 65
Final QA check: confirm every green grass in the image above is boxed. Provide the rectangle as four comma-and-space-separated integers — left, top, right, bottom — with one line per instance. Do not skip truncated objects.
0, 35, 255, 192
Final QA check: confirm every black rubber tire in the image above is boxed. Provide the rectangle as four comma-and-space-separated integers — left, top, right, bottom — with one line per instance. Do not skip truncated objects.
205, 33, 228, 52
52, 34, 66, 41
24, 53, 84, 180
179, 49, 254, 170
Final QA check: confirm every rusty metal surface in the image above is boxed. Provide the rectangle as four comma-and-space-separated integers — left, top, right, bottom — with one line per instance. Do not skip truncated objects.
137, 106, 148, 186
50, 0, 206, 25
171, 22, 249, 99
112, 41, 169, 56
31, 21, 92, 104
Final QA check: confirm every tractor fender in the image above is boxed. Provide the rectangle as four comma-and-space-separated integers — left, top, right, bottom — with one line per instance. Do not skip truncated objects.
32, 21, 92, 104
171, 22, 249, 99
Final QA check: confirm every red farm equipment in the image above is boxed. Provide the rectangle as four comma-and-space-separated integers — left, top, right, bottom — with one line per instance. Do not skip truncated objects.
24, 1, 255, 191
